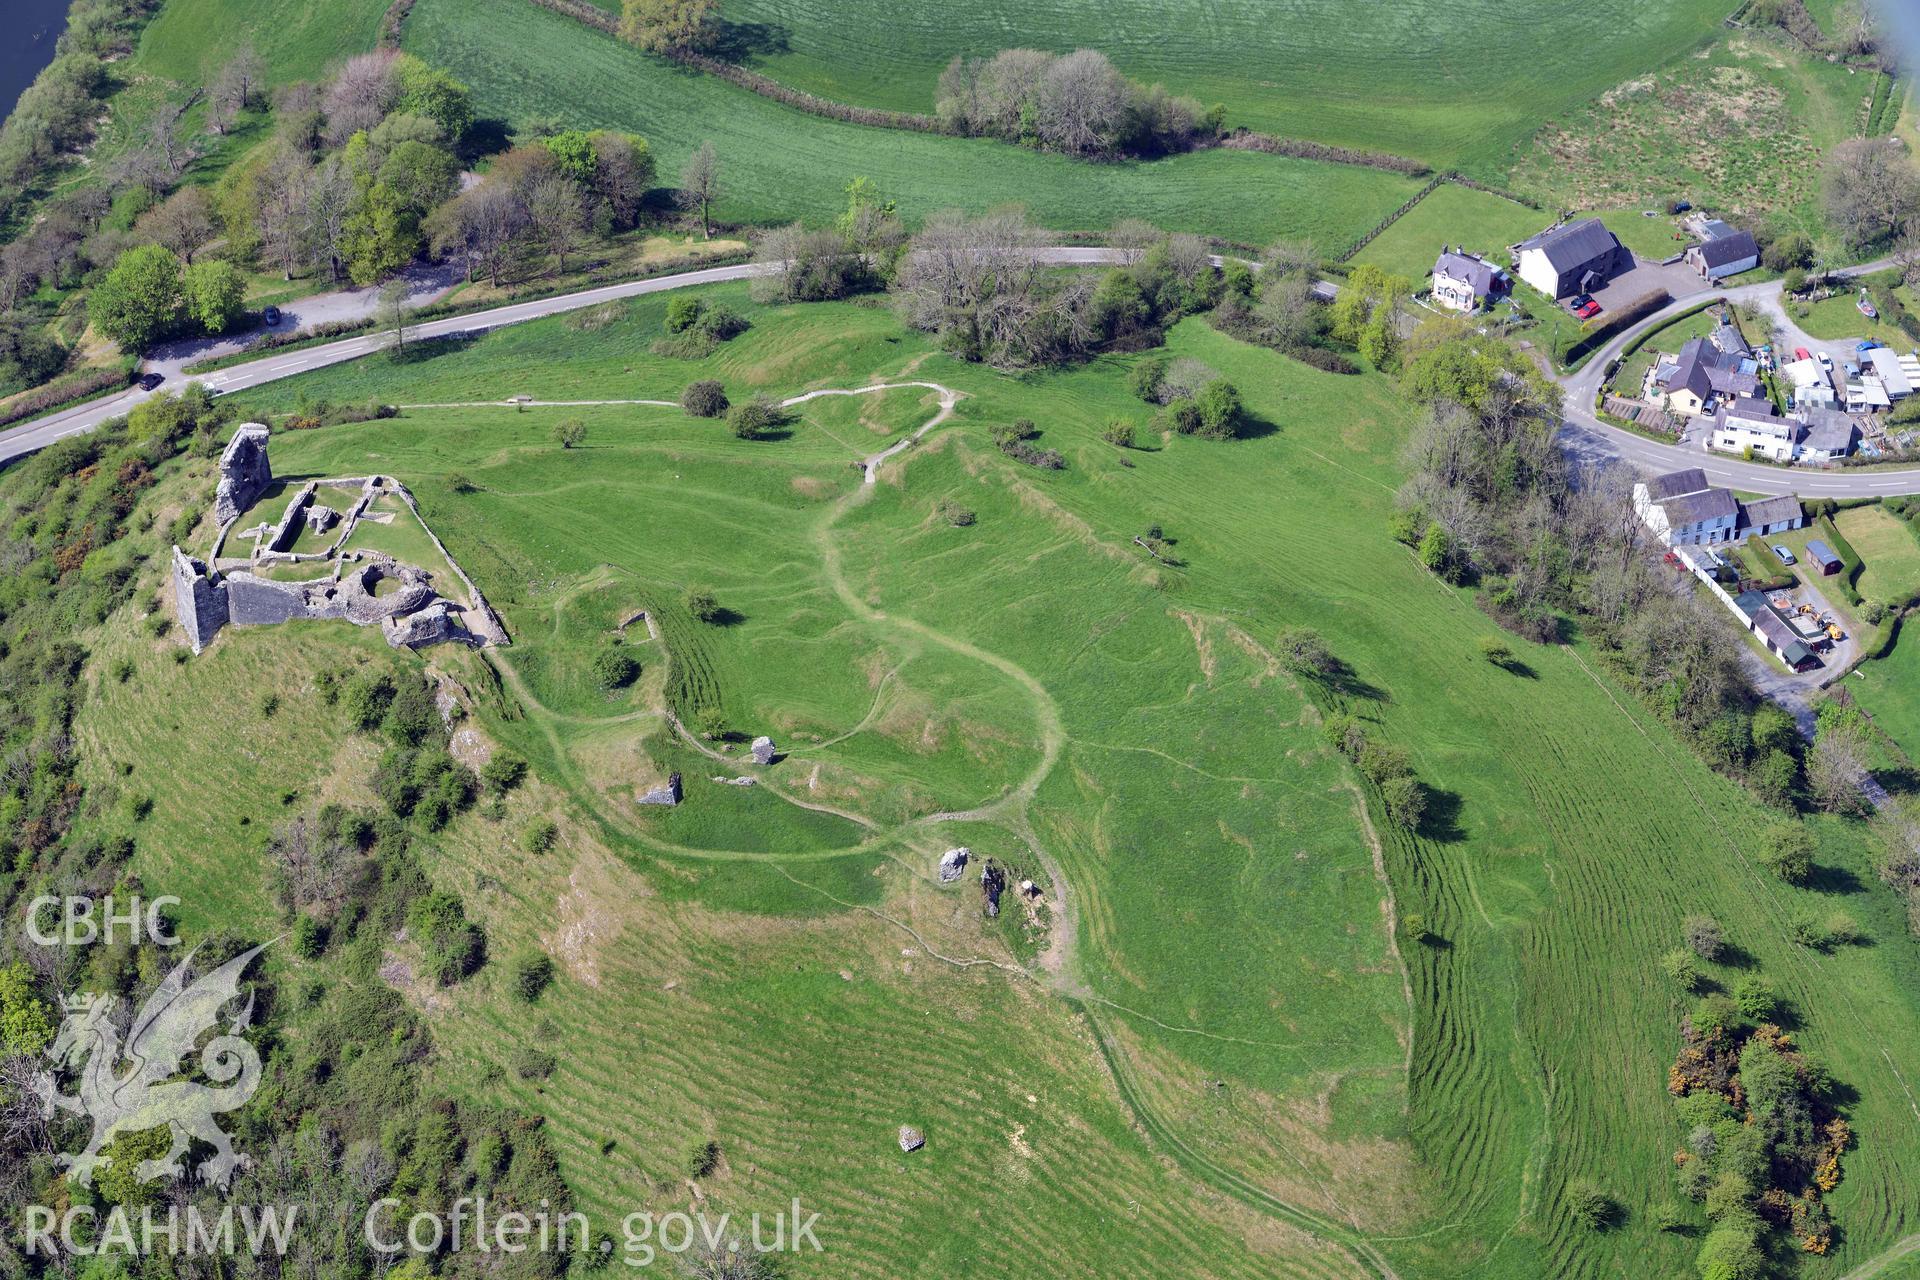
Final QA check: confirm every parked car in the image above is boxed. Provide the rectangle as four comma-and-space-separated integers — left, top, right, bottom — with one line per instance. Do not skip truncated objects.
1818, 352, 1835, 372
137, 372, 164, 391
1570, 293, 1593, 309
1857, 340, 1881, 354
263, 305, 281, 326
1770, 544, 1797, 566
1793, 347, 1812, 362
1575, 300, 1602, 319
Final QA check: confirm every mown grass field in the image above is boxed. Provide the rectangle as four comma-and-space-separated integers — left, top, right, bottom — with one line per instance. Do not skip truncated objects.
624, 0, 1730, 175
180, 282, 1920, 1277
400, 0, 1424, 247
1838, 505, 1920, 607
138, 0, 391, 83
1349, 184, 1545, 280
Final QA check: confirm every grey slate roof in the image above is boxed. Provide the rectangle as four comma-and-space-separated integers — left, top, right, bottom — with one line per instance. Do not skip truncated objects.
1718, 395, 1783, 425
1433, 249, 1499, 295
1663, 487, 1740, 527
1800, 409, 1858, 455
1519, 218, 1624, 272
1709, 320, 1750, 356
1665, 337, 1761, 402
1646, 468, 1709, 501
1697, 230, 1759, 269
1740, 495, 1802, 528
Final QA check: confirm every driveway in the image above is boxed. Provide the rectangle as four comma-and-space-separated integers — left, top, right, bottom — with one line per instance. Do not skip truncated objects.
1589, 255, 1700, 315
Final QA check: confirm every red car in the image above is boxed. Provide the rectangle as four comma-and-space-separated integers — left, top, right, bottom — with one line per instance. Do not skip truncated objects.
1794, 347, 1812, 362
1575, 300, 1602, 319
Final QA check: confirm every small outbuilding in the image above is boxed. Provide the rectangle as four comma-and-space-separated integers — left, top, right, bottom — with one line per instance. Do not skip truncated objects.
1804, 540, 1844, 576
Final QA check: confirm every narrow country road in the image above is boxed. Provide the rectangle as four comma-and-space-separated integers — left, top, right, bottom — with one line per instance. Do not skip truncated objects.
6, 242, 1918, 499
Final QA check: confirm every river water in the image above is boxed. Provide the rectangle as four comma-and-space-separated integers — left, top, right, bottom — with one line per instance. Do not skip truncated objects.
2, 0, 73, 123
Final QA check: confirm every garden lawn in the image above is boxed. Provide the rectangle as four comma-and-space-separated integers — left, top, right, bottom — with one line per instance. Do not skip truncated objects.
1838, 504, 1920, 607
1793, 292, 1914, 347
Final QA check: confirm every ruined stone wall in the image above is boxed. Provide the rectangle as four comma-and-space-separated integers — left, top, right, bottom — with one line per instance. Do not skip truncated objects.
171, 547, 228, 654
214, 425, 272, 526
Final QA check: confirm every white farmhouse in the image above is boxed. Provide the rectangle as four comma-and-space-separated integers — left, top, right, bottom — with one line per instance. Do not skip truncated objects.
1429, 248, 1506, 312
1708, 396, 1797, 462
1515, 219, 1630, 299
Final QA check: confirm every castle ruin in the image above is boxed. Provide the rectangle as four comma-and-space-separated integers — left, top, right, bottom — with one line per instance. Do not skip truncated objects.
173, 424, 509, 655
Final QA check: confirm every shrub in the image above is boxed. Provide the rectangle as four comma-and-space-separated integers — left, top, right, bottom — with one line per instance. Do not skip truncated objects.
695, 304, 748, 340
1102, 420, 1136, 448
1401, 911, 1430, 943
1129, 356, 1168, 402
664, 295, 702, 333
937, 500, 975, 527
1566, 1180, 1615, 1231
481, 754, 527, 794
1381, 775, 1427, 830
1478, 637, 1513, 666
1758, 822, 1814, 884
685, 589, 722, 623
1661, 948, 1702, 992
681, 380, 729, 418
523, 820, 559, 854
728, 394, 785, 439
406, 891, 485, 985
1732, 975, 1778, 1022
1277, 628, 1340, 679
512, 1048, 556, 1080
1650, 1201, 1688, 1233
1684, 915, 1726, 961
553, 419, 587, 448
512, 953, 555, 1002
688, 1139, 722, 1179
592, 648, 640, 691
292, 914, 327, 960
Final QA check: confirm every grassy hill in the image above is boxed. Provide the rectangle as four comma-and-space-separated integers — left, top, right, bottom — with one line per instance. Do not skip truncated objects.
399, 0, 1424, 247
180, 282, 1920, 1277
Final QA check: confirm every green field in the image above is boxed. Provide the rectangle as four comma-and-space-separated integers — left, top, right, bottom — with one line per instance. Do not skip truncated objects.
171, 280, 1920, 1277
1508, 34, 1870, 247
138, 0, 392, 82
400, 0, 1425, 246
1839, 505, 1920, 607
651, 0, 1731, 174
1349, 184, 1544, 280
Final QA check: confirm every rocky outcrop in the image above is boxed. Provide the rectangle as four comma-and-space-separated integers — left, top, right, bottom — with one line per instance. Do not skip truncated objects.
171, 547, 228, 654
897, 1126, 925, 1154
213, 424, 272, 526
750, 736, 776, 765
938, 848, 969, 883
980, 862, 1006, 918
637, 772, 683, 806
